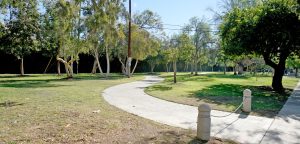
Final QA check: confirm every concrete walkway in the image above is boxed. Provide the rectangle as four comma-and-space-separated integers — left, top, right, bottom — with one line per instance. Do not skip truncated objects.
260, 82, 300, 143
102, 76, 300, 143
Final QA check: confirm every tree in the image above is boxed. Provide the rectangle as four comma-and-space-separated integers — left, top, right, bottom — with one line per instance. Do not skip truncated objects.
0, 22, 5, 45
185, 17, 212, 75
102, 0, 124, 77
115, 23, 161, 75
85, 0, 106, 75
220, 0, 300, 92
0, 0, 40, 76
133, 10, 163, 31
207, 47, 218, 72
146, 54, 161, 73
49, 0, 87, 78
286, 55, 300, 77
160, 44, 173, 73
120, 9, 162, 76
40, 1, 62, 74
130, 25, 160, 74
169, 33, 195, 83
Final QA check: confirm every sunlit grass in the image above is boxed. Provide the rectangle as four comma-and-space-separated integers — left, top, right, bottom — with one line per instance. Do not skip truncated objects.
146, 72, 299, 117
1, 73, 212, 143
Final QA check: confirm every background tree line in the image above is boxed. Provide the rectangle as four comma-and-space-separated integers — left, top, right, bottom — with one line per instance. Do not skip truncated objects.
0, 0, 299, 92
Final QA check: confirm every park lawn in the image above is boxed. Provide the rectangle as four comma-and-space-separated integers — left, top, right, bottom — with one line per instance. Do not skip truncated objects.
145, 72, 299, 117
0, 73, 239, 144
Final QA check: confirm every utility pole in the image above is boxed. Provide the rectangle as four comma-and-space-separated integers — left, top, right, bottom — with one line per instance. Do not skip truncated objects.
127, 0, 132, 78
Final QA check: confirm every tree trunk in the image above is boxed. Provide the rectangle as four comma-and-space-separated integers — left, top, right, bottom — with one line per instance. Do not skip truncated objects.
150, 64, 155, 73
224, 64, 227, 75
20, 58, 24, 76
56, 56, 74, 78
234, 64, 237, 75
105, 47, 110, 77
184, 62, 189, 72
76, 61, 79, 74
173, 61, 177, 83
272, 67, 285, 92
57, 61, 61, 76
131, 60, 138, 75
263, 53, 288, 92
199, 64, 202, 72
165, 64, 169, 72
118, 57, 127, 75
44, 56, 53, 74
194, 62, 198, 75
191, 63, 194, 74
64, 58, 70, 76
68, 64, 74, 78
95, 55, 103, 74
295, 68, 298, 77
64, 65, 70, 77
71, 61, 74, 74
91, 59, 97, 74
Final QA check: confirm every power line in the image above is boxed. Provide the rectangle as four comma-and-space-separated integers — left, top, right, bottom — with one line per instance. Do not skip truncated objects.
144, 26, 219, 33
163, 27, 219, 32
162, 23, 220, 28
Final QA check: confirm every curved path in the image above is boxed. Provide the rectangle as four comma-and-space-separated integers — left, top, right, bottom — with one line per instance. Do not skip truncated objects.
103, 76, 300, 143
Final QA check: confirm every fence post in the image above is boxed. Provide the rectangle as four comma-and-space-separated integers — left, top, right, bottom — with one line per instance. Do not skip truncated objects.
243, 89, 252, 112
197, 104, 211, 141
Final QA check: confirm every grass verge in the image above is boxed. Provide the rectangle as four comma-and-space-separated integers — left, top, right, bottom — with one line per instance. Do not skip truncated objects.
145, 72, 299, 117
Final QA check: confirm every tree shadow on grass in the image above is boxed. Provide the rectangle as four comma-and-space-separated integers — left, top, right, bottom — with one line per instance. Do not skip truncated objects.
162, 73, 253, 83
0, 74, 50, 79
205, 74, 252, 79
73, 73, 145, 81
0, 80, 65, 88
190, 84, 292, 117
0, 73, 133, 88
73, 74, 124, 80
139, 130, 238, 144
0, 101, 24, 107
163, 75, 214, 83
147, 85, 173, 91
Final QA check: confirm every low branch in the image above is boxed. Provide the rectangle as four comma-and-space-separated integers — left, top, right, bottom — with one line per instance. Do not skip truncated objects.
263, 53, 277, 68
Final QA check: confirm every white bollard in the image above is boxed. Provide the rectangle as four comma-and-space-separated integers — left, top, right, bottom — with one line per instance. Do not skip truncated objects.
243, 89, 252, 112
197, 104, 211, 141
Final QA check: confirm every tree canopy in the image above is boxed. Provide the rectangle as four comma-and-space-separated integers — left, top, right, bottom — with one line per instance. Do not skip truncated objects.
220, 0, 300, 92
0, 0, 40, 75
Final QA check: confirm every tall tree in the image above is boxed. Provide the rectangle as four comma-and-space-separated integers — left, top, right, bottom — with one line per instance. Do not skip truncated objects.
0, 0, 40, 76
120, 9, 162, 76
169, 33, 195, 83
220, 0, 300, 92
185, 17, 212, 75
50, 0, 86, 78
102, 0, 124, 77
85, 0, 124, 77
114, 24, 160, 75
40, 1, 61, 74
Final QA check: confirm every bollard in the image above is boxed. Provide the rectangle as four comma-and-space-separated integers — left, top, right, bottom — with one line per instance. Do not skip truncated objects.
197, 104, 211, 141
243, 89, 252, 112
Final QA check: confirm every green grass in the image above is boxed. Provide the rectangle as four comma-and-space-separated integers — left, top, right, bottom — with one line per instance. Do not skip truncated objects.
146, 72, 299, 117
1, 73, 217, 143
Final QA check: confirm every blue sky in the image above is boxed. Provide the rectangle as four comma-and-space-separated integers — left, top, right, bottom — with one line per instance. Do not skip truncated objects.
1, 0, 223, 35
126, 0, 222, 35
